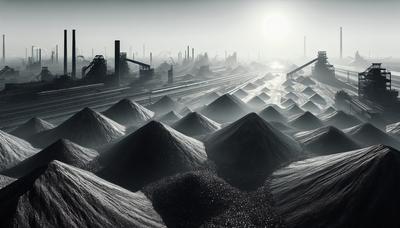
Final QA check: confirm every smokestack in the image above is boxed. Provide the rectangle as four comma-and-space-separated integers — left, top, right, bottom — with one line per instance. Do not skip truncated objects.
340, 27, 343, 59
115, 40, 120, 86
64, 29, 67, 75
39, 48, 41, 64
187, 46, 190, 60
31, 46, 34, 62
150, 52, 153, 66
56, 45, 58, 63
2, 34, 5, 64
72, 29, 76, 79
192, 48, 194, 61
304, 36, 306, 58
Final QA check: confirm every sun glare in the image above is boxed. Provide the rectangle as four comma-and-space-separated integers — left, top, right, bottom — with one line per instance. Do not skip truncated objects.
264, 12, 291, 41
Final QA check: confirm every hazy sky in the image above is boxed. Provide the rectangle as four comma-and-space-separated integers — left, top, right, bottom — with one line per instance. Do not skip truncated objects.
1, 0, 399, 60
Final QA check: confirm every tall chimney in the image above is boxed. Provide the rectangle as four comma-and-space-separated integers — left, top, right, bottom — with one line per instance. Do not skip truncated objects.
115, 40, 120, 86
187, 46, 190, 60
303, 36, 306, 58
340, 27, 343, 59
56, 45, 58, 63
72, 29, 76, 79
39, 48, 41, 64
64, 29, 67, 75
192, 48, 194, 61
2, 34, 5, 64
150, 52, 153, 66
31, 46, 34, 62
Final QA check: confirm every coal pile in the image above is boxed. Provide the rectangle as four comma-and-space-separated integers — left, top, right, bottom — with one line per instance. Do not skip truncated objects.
246, 96, 267, 110
301, 87, 316, 96
289, 111, 324, 130
196, 91, 220, 106
281, 98, 296, 108
148, 95, 182, 115
179, 106, 193, 116
202, 94, 248, 123
2, 139, 99, 178
254, 78, 265, 86
322, 110, 362, 129
103, 99, 154, 127
243, 82, 257, 90
301, 101, 321, 113
259, 106, 287, 123
98, 121, 207, 191
11, 117, 54, 140
284, 85, 295, 92
30, 108, 126, 148
298, 77, 315, 85
284, 92, 299, 100
145, 171, 285, 227
258, 92, 271, 100
205, 113, 302, 189
320, 106, 336, 117
271, 145, 400, 228
262, 87, 271, 93
0, 130, 38, 171
157, 111, 182, 125
294, 126, 360, 155
344, 123, 400, 150
0, 175, 14, 189
172, 112, 221, 137
386, 122, 400, 139
285, 104, 304, 116
232, 89, 248, 99
282, 80, 295, 87
0, 161, 165, 227
310, 93, 327, 105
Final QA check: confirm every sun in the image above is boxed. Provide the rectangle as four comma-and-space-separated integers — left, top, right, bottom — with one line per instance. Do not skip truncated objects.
264, 12, 291, 41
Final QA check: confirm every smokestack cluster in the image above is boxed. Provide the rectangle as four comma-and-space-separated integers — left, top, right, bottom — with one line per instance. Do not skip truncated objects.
2, 34, 5, 64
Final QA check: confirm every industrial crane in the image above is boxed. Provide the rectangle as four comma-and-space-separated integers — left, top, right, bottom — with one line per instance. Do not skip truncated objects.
286, 58, 318, 79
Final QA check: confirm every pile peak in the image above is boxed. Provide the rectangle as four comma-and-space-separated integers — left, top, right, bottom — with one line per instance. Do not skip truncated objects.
30, 107, 125, 148
0, 160, 165, 227
259, 106, 287, 123
3, 138, 99, 178
271, 144, 400, 228
205, 113, 302, 189
201, 94, 248, 123
11, 117, 54, 140
0, 130, 38, 171
98, 120, 207, 191
294, 126, 360, 155
289, 111, 324, 130
172, 112, 220, 137
322, 110, 362, 128
157, 110, 182, 125
148, 95, 182, 115
103, 99, 154, 126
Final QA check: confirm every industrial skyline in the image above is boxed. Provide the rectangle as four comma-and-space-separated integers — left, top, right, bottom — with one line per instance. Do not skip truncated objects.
1, 0, 400, 60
